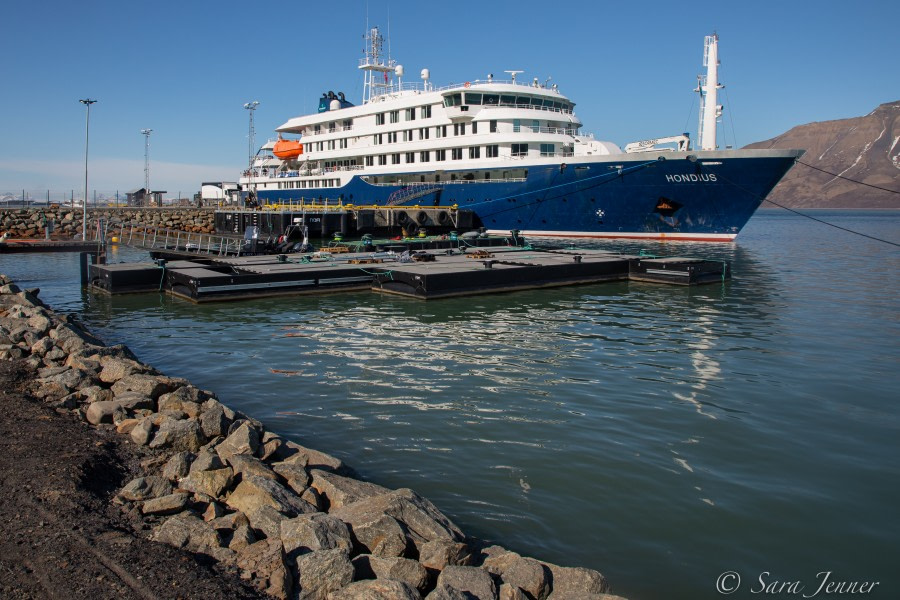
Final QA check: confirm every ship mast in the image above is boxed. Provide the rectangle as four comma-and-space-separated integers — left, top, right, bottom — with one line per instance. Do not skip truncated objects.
696, 33, 723, 151
359, 26, 395, 104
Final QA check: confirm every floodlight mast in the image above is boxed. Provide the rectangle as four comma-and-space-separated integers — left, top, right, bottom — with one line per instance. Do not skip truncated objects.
79, 99, 97, 240
141, 129, 153, 204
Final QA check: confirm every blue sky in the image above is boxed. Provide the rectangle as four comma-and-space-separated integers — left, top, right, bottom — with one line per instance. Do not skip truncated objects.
1, 0, 897, 198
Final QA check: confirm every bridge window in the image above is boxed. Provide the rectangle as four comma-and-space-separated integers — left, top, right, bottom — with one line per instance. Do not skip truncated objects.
465, 92, 482, 105
444, 93, 462, 107
483, 94, 499, 105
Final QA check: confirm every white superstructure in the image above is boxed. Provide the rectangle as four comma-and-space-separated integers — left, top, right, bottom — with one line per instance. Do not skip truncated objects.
241, 26, 623, 197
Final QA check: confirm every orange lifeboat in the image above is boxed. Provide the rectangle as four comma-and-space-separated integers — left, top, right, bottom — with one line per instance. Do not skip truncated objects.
273, 136, 303, 160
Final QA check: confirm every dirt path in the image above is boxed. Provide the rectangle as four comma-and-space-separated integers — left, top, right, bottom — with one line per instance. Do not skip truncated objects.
0, 359, 268, 600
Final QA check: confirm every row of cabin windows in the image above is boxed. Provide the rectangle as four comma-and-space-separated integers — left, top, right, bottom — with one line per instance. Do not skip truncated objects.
444, 92, 573, 113
275, 178, 340, 189
361, 143, 548, 166
375, 105, 434, 126
372, 122, 484, 145
307, 118, 556, 154
309, 139, 349, 152
312, 120, 353, 135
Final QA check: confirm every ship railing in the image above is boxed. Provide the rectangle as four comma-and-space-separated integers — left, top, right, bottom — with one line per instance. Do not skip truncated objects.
105, 222, 244, 256
510, 125, 579, 135
369, 78, 563, 96
476, 103, 573, 115
261, 199, 349, 212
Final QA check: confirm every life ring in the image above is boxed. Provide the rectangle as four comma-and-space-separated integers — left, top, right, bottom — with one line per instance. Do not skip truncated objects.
396, 210, 409, 225
437, 210, 450, 225
416, 210, 428, 225
464, 82, 471, 88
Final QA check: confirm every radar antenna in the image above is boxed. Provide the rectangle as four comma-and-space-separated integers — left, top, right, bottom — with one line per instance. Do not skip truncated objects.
504, 70, 524, 83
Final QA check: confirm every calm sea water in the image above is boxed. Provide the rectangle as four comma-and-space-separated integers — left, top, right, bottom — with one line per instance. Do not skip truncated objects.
2, 210, 898, 599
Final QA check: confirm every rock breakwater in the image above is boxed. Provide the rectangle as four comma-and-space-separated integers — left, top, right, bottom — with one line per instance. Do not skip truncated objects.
0, 273, 625, 600
0, 207, 216, 238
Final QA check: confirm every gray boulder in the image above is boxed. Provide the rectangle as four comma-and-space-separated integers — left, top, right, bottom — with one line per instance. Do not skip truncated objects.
294, 548, 354, 600
179, 467, 234, 499
111, 373, 185, 399
330, 579, 423, 600
276, 440, 346, 473
334, 510, 409, 558
119, 476, 173, 501
130, 417, 154, 446
226, 474, 318, 518
97, 355, 150, 384
482, 550, 550, 600
152, 513, 234, 564
309, 469, 391, 510
332, 489, 463, 556
162, 451, 195, 481
272, 461, 312, 495
279, 512, 353, 556
189, 448, 226, 473
246, 505, 290, 540
436, 566, 498, 600
498, 584, 529, 600
361, 555, 430, 594
425, 584, 469, 600
86, 394, 154, 425
141, 492, 191, 516
199, 402, 232, 438
542, 564, 609, 598
216, 421, 261, 462
149, 417, 206, 452
419, 539, 474, 571
227, 453, 278, 481
235, 539, 292, 600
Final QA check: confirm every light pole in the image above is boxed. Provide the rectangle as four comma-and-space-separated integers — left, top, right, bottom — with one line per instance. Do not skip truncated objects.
141, 129, 153, 205
243, 101, 259, 169
79, 99, 97, 240
243, 101, 259, 206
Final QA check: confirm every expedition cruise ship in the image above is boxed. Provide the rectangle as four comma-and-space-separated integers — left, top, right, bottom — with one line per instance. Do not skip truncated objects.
238, 30, 802, 241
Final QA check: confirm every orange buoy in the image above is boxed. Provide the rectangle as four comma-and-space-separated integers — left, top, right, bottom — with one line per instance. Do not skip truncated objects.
273, 136, 303, 160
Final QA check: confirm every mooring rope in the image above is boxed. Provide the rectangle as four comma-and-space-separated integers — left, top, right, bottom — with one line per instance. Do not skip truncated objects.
795, 160, 900, 195
715, 168, 900, 248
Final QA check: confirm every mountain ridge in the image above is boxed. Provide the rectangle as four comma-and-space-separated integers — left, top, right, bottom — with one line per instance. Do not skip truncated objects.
745, 101, 900, 208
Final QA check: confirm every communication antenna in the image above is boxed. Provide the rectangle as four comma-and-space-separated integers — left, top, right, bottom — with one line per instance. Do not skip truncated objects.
504, 70, 524, 83
359, 26, 395, 103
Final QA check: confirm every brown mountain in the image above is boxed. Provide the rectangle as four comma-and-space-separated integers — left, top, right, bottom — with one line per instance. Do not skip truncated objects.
744, 101, 900, 208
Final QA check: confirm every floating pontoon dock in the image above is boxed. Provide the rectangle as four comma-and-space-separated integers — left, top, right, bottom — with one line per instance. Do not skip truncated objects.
87, 246, 730, 302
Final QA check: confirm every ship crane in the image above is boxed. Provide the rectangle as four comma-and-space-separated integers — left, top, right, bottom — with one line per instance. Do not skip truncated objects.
624, 134, 691, 153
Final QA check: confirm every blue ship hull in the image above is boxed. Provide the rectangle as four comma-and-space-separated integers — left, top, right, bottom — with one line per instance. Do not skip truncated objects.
254, 150, 801, 241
